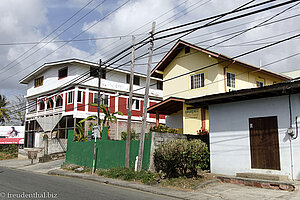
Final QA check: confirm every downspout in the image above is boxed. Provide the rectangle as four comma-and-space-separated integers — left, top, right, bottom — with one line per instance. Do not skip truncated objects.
288, 92, 297, 180
224, 67, 227, 92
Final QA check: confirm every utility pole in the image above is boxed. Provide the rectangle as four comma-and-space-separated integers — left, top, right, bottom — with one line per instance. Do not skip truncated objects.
125, 36, 135, 168
92, 59, 102, 174
97, 59, 102, 126
137, 22, 155, 172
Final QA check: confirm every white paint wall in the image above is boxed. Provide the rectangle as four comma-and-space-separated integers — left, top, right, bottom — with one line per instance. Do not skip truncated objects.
209, 94, 300, 180
26, 63, 162, 98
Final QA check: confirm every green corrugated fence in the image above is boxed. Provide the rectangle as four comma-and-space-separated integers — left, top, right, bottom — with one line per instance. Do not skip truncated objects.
65, 127, 152, 170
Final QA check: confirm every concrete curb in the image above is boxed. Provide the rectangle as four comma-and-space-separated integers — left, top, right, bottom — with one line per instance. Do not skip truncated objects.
48, 169, 198, 200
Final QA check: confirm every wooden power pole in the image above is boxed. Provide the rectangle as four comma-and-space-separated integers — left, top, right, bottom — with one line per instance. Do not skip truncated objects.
97, 59, 102, 126
125, 35, 135, 168
92, 59, 102, 174
137, 22, 155, 171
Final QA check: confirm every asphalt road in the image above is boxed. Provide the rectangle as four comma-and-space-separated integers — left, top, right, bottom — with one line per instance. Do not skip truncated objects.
0, 167, 178, 200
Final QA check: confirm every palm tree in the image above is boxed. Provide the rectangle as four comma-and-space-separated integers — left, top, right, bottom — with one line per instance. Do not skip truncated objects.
79, 104, 123, 130
0, 94, 10, 125
74, 104, 123, 141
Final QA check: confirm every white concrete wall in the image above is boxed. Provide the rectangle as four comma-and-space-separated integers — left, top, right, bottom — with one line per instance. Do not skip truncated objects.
26, 63, 162, 98
209, 94, 300, 180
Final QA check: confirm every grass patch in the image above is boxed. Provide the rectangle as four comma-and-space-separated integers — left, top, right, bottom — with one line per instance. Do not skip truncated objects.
61, 164, 213, 190
97, 168, 157, 184
0, 145, 18, 160
160, 176, 207, 191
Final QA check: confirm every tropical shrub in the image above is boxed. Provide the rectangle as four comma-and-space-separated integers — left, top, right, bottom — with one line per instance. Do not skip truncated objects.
150, 124, 178, 134
154, 139, 209, 178
121, 129, 137, 141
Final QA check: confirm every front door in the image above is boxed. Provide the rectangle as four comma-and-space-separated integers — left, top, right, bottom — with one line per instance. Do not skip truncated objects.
249, 116, 280, 170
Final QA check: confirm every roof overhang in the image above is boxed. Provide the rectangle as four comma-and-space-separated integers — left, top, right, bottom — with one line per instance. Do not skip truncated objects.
147, 97, 185, 115
20, 58, 163, 84
150, 40, 290, 81
185, 79, 300, 108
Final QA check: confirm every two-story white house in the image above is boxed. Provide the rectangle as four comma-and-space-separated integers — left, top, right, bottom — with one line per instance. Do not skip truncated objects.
19, 59, 165, 154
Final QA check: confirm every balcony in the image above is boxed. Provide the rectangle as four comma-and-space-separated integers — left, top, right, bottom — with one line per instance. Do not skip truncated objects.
26, 106, 64, 119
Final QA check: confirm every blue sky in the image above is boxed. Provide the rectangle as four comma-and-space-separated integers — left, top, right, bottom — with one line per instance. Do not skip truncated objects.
0, 0, 299, 100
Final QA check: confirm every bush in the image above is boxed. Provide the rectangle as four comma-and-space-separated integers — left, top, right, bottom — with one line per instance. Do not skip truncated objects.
154, 139, 209, 178
121, 129, 136, 141
150, 124, 178, 133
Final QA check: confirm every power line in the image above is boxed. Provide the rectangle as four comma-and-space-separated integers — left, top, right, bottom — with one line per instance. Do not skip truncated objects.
0, 0, 131, 82
207, 1, 300, 49
10, 0, 298, 114
0, 0, 95, 73
154, 0, 300, 41
0, 33, 147, 46
12, 0, 258, 113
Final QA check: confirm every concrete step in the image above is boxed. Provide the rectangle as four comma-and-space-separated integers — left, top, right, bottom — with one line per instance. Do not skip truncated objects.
39, 152, 66, 163
236, 173, 288, 181
217, 175, 296, 191
50, 152, 66, 160
18, 148, 44, 159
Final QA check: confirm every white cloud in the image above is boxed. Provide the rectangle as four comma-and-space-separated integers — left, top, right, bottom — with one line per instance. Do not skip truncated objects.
0, 0, 90, 98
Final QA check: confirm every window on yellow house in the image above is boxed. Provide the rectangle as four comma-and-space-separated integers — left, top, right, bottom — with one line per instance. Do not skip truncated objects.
256, 81, 264, 87
227, 72, 235, 88
191, 73, 204, 89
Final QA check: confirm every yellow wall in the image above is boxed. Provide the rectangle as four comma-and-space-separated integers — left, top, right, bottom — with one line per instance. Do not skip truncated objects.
182, 103, 209, 135
163, 48, 224, 100
162, 47, 285, 134
163, 48, 284, 100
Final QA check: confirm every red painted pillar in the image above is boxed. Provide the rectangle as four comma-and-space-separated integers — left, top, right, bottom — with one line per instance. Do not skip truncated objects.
201, 108, 206, 130
156, 111, 160, 126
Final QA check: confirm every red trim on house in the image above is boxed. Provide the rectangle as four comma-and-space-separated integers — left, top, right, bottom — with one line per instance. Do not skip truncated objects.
77, 91, 85, 111
201, 109, 206, 129
110, 96, 115, 112
118, 97, 143, 117
88, 92, 97, 112
65, 91, 74, 112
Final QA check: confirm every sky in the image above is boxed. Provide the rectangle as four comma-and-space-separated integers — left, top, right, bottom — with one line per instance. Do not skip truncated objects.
0, 0, 300, 100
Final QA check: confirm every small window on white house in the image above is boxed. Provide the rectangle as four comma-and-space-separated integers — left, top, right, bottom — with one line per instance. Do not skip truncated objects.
34, 76, 43, 87
93, 94, 109, 106
127, 98, 140, 110
191, 73, 205, 89
101, 95, 109, 106
77, 91, 82, 103
227, 72, 235, 88
58, 67, 68, 79
256, 81, 264, 88
126, 74, 140, 85
67, 91, 73, 104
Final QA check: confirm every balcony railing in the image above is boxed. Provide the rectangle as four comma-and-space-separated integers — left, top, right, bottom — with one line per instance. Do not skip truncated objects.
26, 106, 64, 119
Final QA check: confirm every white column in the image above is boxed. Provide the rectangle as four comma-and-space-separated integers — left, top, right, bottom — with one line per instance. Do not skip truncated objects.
85, 88, 89, 113
74, 87, 78, 117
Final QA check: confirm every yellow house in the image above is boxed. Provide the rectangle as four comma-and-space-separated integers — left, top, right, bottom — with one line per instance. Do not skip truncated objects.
148, 40, 290, 134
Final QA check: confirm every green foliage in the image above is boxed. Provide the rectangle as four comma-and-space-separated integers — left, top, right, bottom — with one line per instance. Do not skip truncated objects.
96, 167, 156, 184
0, 94, 10, 124
154, 139, 209, 178
74, 122, 87, 142
196, 128, 209, 135
121, 129, 136, 141
0, 144, 18, 160
150, 124, 178, 133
